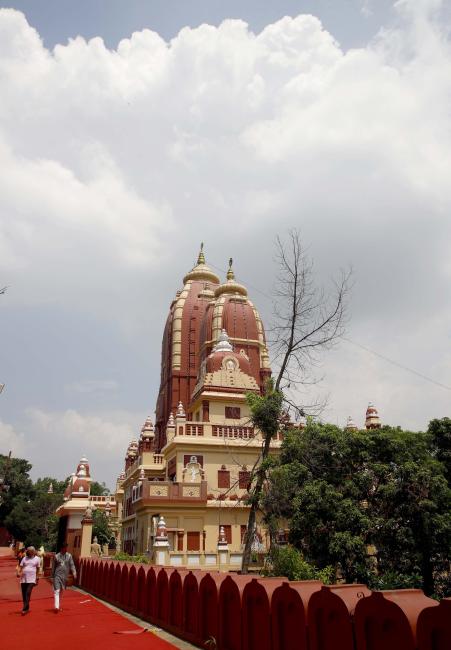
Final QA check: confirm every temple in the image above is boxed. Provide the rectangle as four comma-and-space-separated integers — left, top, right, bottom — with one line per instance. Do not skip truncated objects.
55, 456, 119, 557
55, 248, 383, 567
116, 248, 278, 569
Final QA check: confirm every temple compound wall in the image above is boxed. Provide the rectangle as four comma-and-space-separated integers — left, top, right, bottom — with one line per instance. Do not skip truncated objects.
78, 558, 451, 650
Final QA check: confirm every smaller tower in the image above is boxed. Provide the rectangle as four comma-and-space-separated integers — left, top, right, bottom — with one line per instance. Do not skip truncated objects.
365, 403, 381, 430
345, 416, 358, 432
63, 457, 91, 499
139, 416, 155, 452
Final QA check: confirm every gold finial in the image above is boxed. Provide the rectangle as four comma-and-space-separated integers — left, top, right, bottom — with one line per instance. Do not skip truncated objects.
197, 242, 205, 265
227, 257, 235, 281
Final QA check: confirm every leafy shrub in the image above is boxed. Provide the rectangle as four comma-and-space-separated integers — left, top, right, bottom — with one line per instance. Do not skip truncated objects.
263, 545, 333, 583
113, 552, 148, 564
368, 570, 423, 591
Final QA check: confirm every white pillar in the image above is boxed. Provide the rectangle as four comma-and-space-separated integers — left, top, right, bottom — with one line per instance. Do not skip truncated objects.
153, 515, 170, 566
217, 526, 229, 569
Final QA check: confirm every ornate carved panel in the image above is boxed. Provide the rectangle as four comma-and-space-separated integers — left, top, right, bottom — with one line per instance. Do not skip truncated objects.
182, 485, 201, 498
149, 484, 169, 497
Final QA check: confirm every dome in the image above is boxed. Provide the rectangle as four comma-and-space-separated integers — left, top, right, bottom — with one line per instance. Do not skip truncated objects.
64, 472, 90, 499
141, 416, 154, 436
205, 331, 252, 376
154, 247, 272, 450
192, 330, 259, 399
214, 259, 248, 298
155, 244, 221, 450
72, 478, 90, 497
365, 402, 381, 430
198, 261, 271, 390
183, 244, 220, 285
212, 329, 233, 353
76, 457, 90, 478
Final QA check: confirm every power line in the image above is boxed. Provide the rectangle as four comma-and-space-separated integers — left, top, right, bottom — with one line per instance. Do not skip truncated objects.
342, 337, 451, 392
209, 259, 451, 393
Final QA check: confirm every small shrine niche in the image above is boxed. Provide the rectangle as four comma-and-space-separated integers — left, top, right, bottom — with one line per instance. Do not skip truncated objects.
182, 455, 204, 483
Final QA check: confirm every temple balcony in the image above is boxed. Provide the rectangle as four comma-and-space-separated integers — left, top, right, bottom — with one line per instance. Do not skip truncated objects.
124, 453, 166, 480
89, 495, 116, 506
134, 479, 208, 504
164, 420, 283, 448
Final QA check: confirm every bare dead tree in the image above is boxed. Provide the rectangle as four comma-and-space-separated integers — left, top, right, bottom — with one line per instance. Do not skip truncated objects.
241, 229, 351, 573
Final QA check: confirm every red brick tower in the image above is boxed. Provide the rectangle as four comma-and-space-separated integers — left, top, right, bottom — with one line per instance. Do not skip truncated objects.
154, 245, 220, 450
365, 402, 381, 429
154, 251, 271, 451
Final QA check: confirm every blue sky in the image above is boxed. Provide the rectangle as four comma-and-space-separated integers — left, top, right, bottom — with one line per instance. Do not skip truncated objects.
1, 0, 451, 488
4, 1, 396, 49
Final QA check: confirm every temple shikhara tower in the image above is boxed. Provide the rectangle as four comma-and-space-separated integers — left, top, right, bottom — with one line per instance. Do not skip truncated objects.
116, 247, 278, 568
56, 247, 383, 564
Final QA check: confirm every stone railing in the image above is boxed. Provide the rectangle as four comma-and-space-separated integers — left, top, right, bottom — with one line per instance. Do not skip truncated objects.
173, 421, 257, 441
79, 558, 449, 650
125, 457, 140, 478
212, 424, 255, 439
185, 423, 204, 436
140, 480, 208, 502
89, 495, 116, 504
125, 454, 166, 479
166, 550, 243, 570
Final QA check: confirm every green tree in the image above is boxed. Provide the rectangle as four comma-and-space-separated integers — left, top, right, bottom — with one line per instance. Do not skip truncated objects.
0, 454, 34, 526
0, 455, 67, 549
268, 423, 372, 582
34, 477, 68, 495
370, 428, 451, 596
263, 545, 333, 583
241, 230, 350, 573
92, 508, 114, 546
90, 481, 110, 496
428, 417, 451, 484
265, 421, 451, 596
5, 492, 64, 549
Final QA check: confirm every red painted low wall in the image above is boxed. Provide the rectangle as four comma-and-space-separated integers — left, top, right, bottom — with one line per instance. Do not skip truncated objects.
78, 559, 451, 650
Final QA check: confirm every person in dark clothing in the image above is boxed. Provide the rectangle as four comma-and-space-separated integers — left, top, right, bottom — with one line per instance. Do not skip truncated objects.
17, 546, 41, 615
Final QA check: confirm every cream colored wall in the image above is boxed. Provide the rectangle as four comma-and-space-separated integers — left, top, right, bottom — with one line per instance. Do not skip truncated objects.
203, 508, 250, 551
134, 504, 267, 554
68, 512, 83, 529
122, 375, 274, 558
208, 399, 251, 424
174, 447, 256, 490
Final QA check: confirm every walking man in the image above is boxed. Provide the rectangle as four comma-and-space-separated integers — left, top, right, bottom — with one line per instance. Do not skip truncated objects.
17, 546, 41, 615
52, 542, 77, 613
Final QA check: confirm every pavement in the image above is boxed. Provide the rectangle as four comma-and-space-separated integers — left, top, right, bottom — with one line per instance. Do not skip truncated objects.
0, 555, 177, 650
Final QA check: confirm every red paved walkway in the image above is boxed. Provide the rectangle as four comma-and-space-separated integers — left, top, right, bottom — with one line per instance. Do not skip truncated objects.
0, 556, 176, 650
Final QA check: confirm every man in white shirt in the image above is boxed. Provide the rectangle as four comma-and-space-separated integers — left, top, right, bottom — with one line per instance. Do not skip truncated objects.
17, 546, 41, 615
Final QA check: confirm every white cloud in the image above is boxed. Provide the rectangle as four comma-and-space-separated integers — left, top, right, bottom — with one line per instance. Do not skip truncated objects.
0, 420, 26, 457
19, 408, 145, 487
1, 3, 451, 482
